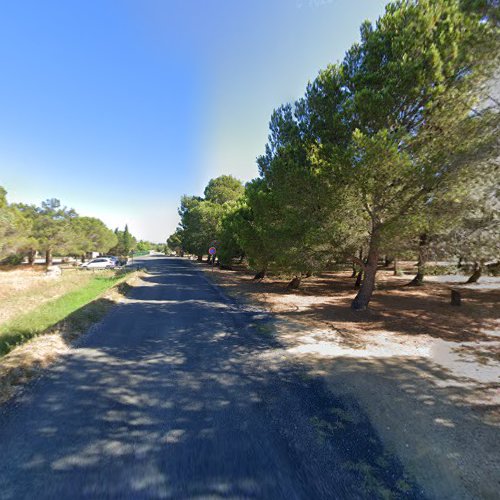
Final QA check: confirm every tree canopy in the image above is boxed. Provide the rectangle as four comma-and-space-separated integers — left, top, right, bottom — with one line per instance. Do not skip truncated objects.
172, 0, 499, 309
204, 175, 245, 205
169, 176, 245, 260
0, 188, 129, 265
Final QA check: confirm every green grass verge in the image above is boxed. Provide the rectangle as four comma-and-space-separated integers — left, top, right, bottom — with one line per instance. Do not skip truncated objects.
0, 272, 132, 357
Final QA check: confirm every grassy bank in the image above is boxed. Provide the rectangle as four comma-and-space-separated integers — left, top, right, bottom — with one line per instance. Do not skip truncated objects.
0, 268, 95, 326
0, 271, 132, 356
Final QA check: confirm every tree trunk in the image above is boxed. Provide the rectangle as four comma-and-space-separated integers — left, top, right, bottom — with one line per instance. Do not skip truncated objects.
451, 289, 461, 306
393, 256, 398, 276
408, 233, 428, 286
45, 248, 53, 266
351, 262, 357, 278
81, 254, 86, 263
27, 249, 35, 265
384, 256, 394, 268
409, 270, 425, 286
196, 255, 203, 262
253, 269, 266, 280
351, 228, 379, 310
466, 262, 482, 283
354, 270, 363, 289
351, 247, 364, 278
287, 276, 302, 290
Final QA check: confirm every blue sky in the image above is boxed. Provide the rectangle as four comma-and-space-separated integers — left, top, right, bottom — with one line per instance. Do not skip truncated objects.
0, 0, 389, 242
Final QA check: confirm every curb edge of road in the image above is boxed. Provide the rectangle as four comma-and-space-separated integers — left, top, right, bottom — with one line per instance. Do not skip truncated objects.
186, 259, 271, 318
186, 259, 242, 309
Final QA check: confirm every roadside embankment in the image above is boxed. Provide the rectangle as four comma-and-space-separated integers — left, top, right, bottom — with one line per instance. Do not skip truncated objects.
0, 268, 143, 404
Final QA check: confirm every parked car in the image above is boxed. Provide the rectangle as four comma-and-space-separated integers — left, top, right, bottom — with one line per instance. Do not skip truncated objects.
80, 257, 117, 269
100, 255, 118, 264
101, 255, 129, 266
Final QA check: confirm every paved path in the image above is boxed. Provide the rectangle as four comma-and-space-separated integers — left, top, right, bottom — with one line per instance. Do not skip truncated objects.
0, 257, 421, 499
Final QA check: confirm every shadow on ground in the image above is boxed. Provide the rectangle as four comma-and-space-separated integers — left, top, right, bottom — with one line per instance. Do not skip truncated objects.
210, 268, 500, 342
0, 258, 423, 499
268, 316, 500, 499
198, 263, 500, 498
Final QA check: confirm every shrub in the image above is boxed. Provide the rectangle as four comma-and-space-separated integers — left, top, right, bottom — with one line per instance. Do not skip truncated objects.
0, 254, 25, 265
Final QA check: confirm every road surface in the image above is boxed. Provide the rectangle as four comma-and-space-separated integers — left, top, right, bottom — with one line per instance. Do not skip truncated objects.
0, 257, 420, 499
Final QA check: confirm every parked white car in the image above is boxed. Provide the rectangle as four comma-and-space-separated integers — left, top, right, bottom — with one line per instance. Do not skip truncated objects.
80, 257, 117, 269
100, 255, 121, 265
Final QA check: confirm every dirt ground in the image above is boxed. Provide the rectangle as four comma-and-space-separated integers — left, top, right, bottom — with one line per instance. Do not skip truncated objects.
198, 262, 500, 500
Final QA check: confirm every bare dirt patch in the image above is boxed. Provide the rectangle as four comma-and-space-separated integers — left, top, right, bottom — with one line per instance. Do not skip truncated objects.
198, 261, 500, 499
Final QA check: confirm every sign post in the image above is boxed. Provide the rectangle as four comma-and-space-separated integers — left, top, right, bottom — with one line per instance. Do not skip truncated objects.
208, 246, 216, 272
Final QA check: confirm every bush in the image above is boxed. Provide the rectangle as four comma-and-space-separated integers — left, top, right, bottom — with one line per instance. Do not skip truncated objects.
0, 254, 25, 265
486, 262, 500, 276
424, 265, 460, 276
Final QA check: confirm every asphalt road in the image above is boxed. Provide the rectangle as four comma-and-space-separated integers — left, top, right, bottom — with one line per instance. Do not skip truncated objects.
0, 257, 421, 499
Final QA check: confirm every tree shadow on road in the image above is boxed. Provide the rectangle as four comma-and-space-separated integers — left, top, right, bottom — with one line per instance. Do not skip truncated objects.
0, 260, 424, 499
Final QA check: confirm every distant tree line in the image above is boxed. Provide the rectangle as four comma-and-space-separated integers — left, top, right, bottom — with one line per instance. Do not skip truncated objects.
0, 188, 141, 266
135, 240, 168, 254
170, 0, 499, 310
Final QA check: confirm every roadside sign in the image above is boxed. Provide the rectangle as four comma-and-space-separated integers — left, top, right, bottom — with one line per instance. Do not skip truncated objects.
208, 247, 216, 255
